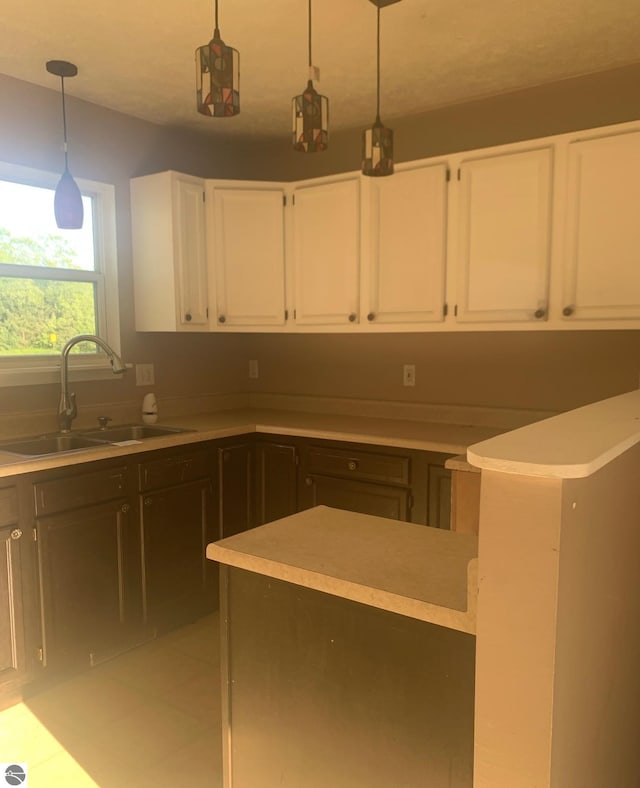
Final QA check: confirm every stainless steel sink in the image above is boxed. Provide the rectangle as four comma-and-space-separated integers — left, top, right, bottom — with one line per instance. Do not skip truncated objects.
0, 434, 111, 456
78, 424, 192, 442
0, 424, 191, 457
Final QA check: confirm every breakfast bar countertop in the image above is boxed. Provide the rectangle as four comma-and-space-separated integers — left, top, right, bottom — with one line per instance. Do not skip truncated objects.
207, 505, 479, 635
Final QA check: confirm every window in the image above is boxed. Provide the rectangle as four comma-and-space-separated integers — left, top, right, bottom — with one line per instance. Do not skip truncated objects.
0, 162, 121, 386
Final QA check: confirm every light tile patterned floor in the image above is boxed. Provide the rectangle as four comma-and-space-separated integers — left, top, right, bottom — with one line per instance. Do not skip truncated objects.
0, 613, 222, 787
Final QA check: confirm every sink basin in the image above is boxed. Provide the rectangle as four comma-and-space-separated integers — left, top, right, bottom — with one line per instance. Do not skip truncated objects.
0, 434, 111, 456
79, 424, 192, 442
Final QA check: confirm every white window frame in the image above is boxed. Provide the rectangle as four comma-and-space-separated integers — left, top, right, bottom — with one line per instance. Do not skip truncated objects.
0, 162, 122, 387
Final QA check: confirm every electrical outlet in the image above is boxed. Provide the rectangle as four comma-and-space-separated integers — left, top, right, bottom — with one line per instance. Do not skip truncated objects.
403, 364, 416, 387
249, 359, 259, 379
135, 363, 155, 386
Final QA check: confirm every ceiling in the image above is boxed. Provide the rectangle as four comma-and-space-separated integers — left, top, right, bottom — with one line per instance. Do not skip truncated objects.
2, 0, 640, 143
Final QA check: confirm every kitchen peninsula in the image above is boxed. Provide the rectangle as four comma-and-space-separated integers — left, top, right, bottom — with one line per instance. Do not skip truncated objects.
207, 390, 640, 788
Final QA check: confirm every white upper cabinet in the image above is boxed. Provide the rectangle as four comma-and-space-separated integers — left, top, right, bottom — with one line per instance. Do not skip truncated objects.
562, 129, 640, 321
362, 162, 448, 326
455, 147, 553, 323
131, 171, 209, 331
292, 176, 361, 326
209, 184, 286, 328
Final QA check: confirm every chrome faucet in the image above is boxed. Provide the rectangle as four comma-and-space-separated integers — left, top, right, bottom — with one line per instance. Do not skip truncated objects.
58, 334, 127, 432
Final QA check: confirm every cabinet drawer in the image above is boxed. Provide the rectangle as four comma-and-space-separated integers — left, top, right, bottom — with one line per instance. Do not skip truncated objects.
139, 451, 211, 491
34, 467, 128, 516
306, 445, 410, 486
0, 486, 18, 527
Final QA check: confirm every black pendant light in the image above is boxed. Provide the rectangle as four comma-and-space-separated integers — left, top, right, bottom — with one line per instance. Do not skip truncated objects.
196, 0, 240, 117
292, 0, 328, 153
46, 60, 84, 229
362, 0, 400, 177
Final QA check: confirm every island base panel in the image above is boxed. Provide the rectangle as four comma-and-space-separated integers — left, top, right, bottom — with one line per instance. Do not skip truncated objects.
221, 566, 475, 788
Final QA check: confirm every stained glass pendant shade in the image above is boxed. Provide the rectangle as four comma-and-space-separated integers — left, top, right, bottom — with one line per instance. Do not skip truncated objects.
362, 0, 401, 177
292, 0, 328, 152
46, 60, 84, 229
196, 0, 240, 117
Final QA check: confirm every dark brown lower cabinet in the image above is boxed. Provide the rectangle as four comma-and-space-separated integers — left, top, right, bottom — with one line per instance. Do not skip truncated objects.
0, 482, 35, 707
141, 478, 213, 631
255, 440, 298, 526
303, 474, 409, 520
298, 439, 451, 527
218, 440, 254, 538
138, 449, 216, 632
36, 496, 137, 672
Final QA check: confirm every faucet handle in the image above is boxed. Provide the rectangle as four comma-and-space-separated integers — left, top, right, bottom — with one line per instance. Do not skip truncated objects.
97, 416, 112, 429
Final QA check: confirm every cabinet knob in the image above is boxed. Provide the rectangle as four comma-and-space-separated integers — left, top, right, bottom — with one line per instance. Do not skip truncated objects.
10, 528, 22, 541
185, 312, 192, 322
218, 315, 226, 324
347, 460, 358, 471
348, 313, 357, 323
534, 308, 546, 320
367, 312, 375, 322
563, 305, 575, 317
144, 498, 152, 507
121, 503, 131, 513
305, 476, 314, 487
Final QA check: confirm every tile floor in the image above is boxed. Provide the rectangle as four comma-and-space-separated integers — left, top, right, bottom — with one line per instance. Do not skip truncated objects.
0, 613, 222, 787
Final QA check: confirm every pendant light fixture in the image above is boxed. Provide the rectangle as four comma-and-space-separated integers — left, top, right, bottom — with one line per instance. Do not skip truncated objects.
196, 0, 240, 117
362, 0, 400, 177
46, 60, 84, 229
292, 0, 328, 153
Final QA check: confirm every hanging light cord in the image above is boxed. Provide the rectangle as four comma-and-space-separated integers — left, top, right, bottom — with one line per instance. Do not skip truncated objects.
60, 76, 69, 169
214, 0, 220, 36
308, 0, 312, 70
376, 6, 381, 121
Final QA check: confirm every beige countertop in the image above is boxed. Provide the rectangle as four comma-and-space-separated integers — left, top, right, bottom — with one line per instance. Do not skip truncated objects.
207, 505, 479, 634
467, 389, 640, 479
0, 407, 501, 479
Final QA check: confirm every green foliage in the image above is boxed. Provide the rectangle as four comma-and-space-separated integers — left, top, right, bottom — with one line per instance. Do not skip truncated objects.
0, 228, 96, 354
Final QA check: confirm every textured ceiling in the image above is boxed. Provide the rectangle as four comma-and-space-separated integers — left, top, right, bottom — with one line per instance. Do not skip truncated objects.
2, 0, 640, 142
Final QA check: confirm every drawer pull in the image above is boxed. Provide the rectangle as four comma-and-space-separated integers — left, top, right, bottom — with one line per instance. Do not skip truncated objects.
10, 528, 22, 541
347, 460, 358, 471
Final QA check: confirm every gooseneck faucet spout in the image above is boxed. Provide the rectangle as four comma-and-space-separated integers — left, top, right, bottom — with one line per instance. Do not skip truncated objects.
58, 334, 127, 433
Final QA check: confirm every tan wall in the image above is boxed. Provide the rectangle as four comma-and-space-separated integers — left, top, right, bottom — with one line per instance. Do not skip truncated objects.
244, 331, 640, 413
2, 64, 640, 419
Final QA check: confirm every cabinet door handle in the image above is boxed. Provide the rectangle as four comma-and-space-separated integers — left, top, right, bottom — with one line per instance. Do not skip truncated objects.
218, 315, 226, 324
121, 503, 131, 513
144, 498, 152, 507
10, 528, 22, 541
185, 312, 192, 322
347, 460, 358, 471
534, 307, 546, 319
563, 305, 575, 317
348, 313, 357, 323
367, 312, 375, 322
304, 476, 314, 487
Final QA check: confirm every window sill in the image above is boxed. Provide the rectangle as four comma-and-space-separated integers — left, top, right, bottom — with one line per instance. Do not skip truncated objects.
0, 361, 133, 387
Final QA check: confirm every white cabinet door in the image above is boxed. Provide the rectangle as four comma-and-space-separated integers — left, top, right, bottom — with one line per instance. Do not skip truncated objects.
292, 177, 360, 326
363, 162, 448, 326
175, 177, 209, 328
562, 130, 640, 321
455, 147, 553, 323
131, 171, 209, 331
211, 187, 286, 327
